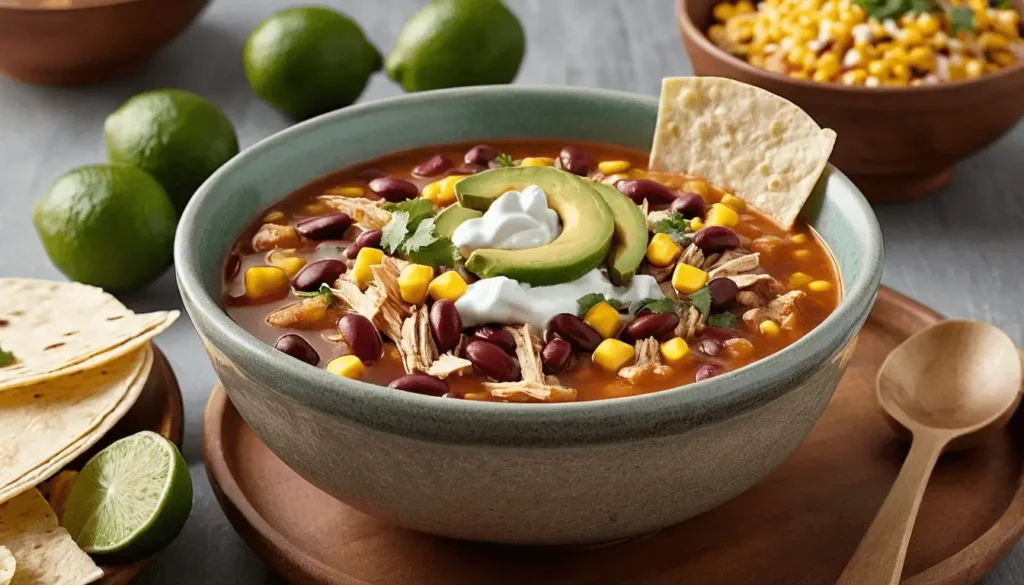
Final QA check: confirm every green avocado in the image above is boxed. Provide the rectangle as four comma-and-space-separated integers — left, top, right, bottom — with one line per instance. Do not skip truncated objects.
454, 167, 614, 286
590, 182, 649, 285
434, 203, 482, 239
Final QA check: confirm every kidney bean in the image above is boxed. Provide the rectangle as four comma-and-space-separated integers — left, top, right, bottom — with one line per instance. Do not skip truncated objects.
450, 163, 485, 175
389, 374, 449, 397
693, 226, 741, 254
295, 212, 353, 240
541, 338, 574, 374
473, 326, 516, 355
695, 363, 722, 382
699, 326, 743, 342
464, 339, 520, 382
622, 312, 680, 342
274, 334, 320, 366
338, 313, 383, 362
698, 338, 723, 356
358, 168, 390, 181
670, 193, 707, 219
369, 177, 419, 202
412, 154, 453, 178
464, 144, 498, 165
616, 179, 678, 204
708, 278, 739, 312
547, 313, 603, 352
558, 146, 592, 176
429, 300, 463, 353
344, 229, 383, 259
292, 259, 346, 292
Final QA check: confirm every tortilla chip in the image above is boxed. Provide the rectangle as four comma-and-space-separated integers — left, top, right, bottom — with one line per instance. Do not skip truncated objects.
0, 490, 102, 585
0, 279, 177, 392
0, 347, 152, 505
649, 77, 836, 228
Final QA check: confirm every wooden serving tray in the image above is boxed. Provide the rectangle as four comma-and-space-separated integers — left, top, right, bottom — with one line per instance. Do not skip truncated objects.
202, 287, 1024, 585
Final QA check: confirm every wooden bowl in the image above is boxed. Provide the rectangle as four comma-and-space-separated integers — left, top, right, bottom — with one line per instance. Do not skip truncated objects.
677, 0, 1024, 202
0, 0, 210, 86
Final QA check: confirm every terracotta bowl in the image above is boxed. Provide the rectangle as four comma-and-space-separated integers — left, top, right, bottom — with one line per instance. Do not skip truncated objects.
0, 0, 209, 86
677, 0, 1024, 202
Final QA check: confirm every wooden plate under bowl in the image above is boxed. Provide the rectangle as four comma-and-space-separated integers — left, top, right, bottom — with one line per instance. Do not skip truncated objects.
202, 287, 1024, 585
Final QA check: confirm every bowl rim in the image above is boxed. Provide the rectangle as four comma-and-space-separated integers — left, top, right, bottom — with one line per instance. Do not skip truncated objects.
175, 85, 883, 447
676, 0, 1024, 96
0, 0, 189, 11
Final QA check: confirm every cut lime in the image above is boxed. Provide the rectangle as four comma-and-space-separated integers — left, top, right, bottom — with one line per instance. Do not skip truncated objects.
61, 431, 192, 559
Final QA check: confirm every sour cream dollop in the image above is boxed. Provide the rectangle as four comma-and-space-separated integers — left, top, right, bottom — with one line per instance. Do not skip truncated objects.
455, 269, 664, 331
451, 185, 560, 256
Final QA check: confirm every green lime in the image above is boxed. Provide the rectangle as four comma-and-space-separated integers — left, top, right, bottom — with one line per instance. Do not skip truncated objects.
244, 6, 382, 120
33, 165, 177, 291
104, 89, 239, 212
61, 431, 192, 560
386, 0, 525, 92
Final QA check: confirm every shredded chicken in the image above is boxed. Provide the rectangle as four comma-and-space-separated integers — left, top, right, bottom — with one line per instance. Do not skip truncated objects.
399, 305, 438, 373
319, 196, 391, 230
742, 290, 806, 329
680, 243, 705, 268
658, 279, 678, 299
727, 273, 775, 289
266, 295, 343, 329
481, 325, 576, 402
369, 258, 414, 341
676, 305, 706, 339
252, 224, 303, 252
619, 338, 672, 381
702, 253, 722, 269
646, 209, 674, 231
736, 290, 767, 308
708, 253, 761, 280
642, 263, 674, 283
331, 279, 383, 323
426, 354, 473, 379
750, 235, 786, 257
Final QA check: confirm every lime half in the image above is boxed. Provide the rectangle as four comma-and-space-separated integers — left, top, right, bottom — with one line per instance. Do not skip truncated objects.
62, 431, 192, 559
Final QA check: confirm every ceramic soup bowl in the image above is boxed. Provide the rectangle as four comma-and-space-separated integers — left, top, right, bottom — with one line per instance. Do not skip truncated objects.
176, 86, 883, 545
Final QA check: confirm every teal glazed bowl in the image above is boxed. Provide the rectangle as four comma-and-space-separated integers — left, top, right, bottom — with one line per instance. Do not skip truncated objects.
177, 86, 883, 545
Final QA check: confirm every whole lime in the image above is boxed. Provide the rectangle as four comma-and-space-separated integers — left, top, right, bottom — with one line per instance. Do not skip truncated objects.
33, 165, 177, 291
104, 89, 238, 213
244, 6, 382, 120
386, 0, 525, 92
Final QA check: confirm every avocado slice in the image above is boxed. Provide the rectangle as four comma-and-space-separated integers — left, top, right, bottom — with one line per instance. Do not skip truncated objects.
435, 203, 483, 239
454, 167, 615, 286
590, 182, 649, 285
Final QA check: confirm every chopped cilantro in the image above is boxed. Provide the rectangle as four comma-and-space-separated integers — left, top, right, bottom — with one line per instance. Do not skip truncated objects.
495, 153, 515, 168
403, 237, 460, 268
853, 0, 934, 20
652, 212, 692, 244
381, 199, 434, 231
708, 312, 740, 329
0, 345, 13, 367
576, 293, 625, 316
381, 211, 410, 253
294, 283, 335, 306
633, 298, 676, 315
949, 6, 975, 34
995, 0, 1013, 7
402, 218, 439, 252
689, 287, 712, 317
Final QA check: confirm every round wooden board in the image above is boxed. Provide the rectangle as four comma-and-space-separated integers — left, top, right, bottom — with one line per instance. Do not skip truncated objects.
81, 345, 184, 585
202, 287, 1024, 585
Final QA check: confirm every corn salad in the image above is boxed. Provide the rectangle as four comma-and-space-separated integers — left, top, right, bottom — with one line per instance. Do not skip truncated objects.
708, 0, 1024, 86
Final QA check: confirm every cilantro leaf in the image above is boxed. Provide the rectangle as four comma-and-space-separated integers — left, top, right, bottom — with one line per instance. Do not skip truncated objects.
403, 237, 460, 268
995, 0, 1012, 7
495, 153, 514, 168
854, 0, 935, 20
576, 293, 625, 315
633, 298, 676, 315
689, 287, 712, 317
381, 199, 434, 231
0, 345, 13, 367
708, 312, 740, 329
403, 218, 439, 252
652, 212, 693, 244
949, 6, 974, 34
381, 211, 410, 254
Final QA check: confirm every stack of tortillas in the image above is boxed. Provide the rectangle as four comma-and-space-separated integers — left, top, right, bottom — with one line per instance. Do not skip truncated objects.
0, 278, 178, 585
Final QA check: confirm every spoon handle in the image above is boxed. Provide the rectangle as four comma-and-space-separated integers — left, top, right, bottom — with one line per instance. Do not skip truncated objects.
835, 434, 947, 585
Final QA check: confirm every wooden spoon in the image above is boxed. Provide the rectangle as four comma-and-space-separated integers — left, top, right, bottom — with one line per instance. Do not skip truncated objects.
836, 320, 1022, 585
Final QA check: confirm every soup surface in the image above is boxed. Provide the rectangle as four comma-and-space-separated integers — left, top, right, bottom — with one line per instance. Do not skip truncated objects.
223, 139, 840, 402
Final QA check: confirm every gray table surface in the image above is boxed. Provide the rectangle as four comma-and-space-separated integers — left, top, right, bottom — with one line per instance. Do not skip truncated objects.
1, 0, 1022, 582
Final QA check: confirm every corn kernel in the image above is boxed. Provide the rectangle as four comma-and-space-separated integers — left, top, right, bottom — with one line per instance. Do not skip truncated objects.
520, 157, 555, 167
812, 70, 833, 83
735, 0, 755, 13
584, 302, 621, 339
326, 186, 365, 197
713, 2, 736, 22
672, 263, 710, 295
788, 271, 815, 289
421, 180, 442, 201
592, 338, 636, 372
262, 210, 286, 223
303, 202, 330, 215
660, 337, 690, 364
817, 53, 841, 77
397, 264, 435, 304
793, 249, 812, 260
993, 50, 1016, 66
421, 175, 465, 206
867, 59, 891, 79
760, 320, 781, 336
901, 28, 924, 46
682, 179, 711, 197
597, 160, 631, 174
706, 203, 740, 227
691, 217, 705, 230
244, 266, 290, 300
709, 24, 728, 43
646, 233, 682, 268
808, 280, 833, 292
789, 71, 810, 80
841, 69, 868, 85
907, 46, 935, 71
353, 247, 385, 286
428, 270, 468, 302
965, 59, 985, 78
268, 255, 307, 278
720, 193, 747, 211
327, 355, 364, 380
790, 233, 808, 244
916, 13, 940, 35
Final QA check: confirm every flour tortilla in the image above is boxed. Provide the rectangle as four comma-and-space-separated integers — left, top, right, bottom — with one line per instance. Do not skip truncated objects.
0, 489, 102, 585
649, 77, 836, 228
0, 279, 177, 392
0, 347, 152, 506
0, 546, 13, 585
